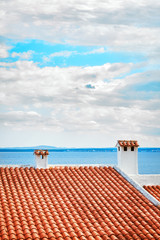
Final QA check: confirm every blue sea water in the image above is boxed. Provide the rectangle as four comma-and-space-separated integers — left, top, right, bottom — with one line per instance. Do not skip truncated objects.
0, 148, 160, 174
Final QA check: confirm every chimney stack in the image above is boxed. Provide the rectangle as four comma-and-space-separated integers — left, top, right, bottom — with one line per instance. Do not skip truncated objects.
34, 150, 49, 169
116, 140, 139, 175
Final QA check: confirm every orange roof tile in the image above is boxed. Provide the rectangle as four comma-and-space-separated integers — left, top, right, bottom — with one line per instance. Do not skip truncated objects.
117, 140, 139, 147
34, 150, 49, 155
0, 166, 160, 239
144, 185, 160, 202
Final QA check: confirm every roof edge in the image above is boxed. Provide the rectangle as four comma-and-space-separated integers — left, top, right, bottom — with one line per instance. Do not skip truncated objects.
114, 166, 160, 209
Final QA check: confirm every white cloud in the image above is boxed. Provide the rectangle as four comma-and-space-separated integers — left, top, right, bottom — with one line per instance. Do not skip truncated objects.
0, 61, 156, 109
43, 47, 106, 62
44, 50, 76, 62
0, 60, 159, 146
0, 110, 62, 131
50, 51, 75, 58
0, 0, 160, 55
11, 50, 34, 59
0, 43, 10, 58
83, 48, 106, 55
43, 48, 106, 63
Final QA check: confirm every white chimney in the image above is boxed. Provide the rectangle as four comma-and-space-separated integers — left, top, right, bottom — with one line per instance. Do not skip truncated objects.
34, 150, 49, 169
116, 140, 139, 175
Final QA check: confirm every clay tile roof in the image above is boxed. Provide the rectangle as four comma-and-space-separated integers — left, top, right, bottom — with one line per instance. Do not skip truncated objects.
34, 150, 49, 155
144, 185, 160, 202
0, 166, 160, 239
118, 140, 139, 147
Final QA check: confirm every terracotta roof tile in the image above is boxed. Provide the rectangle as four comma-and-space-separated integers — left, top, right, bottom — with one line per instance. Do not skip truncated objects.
143, 185, 160, 202
34, 150, 49, 155
0, 166, 160, 239
117, 140, 139, 147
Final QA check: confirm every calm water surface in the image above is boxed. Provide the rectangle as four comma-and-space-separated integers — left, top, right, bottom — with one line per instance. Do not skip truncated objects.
0, 148, 160, 174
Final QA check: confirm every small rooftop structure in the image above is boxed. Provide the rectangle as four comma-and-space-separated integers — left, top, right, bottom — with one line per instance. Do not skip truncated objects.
34, 149, 49, 169
116, 140, 139, 175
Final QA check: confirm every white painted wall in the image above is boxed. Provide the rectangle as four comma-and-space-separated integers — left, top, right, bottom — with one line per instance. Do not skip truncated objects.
117, 146, 138, 174
35, 154, 48, 169
129, 174, 160, 186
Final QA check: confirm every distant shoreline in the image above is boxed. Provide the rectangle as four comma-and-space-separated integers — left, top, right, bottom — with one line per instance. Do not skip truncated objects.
0, 148, 160, 152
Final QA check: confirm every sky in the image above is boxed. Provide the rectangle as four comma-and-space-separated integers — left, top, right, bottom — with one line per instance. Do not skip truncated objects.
0, 0, 160, 148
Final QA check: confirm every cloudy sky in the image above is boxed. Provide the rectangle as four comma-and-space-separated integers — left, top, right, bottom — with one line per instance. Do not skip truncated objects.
0, 0, 160, 147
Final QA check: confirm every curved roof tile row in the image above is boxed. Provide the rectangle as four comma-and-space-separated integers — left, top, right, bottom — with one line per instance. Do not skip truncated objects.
118, 140, 139, 147
0, 166, 160, 239
144, 185, 160, 202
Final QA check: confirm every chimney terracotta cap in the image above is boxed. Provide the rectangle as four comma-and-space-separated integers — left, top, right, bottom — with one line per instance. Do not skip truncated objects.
117, 140, 139, 147
34, 150, 49, 155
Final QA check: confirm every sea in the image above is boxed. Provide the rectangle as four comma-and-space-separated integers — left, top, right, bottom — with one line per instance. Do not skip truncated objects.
0, 148, 160, 174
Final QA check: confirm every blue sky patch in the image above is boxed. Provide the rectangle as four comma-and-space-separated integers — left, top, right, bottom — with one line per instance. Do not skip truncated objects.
133, 82, 160, 92
1, 39, 146, 68
85, 84, 95, 89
